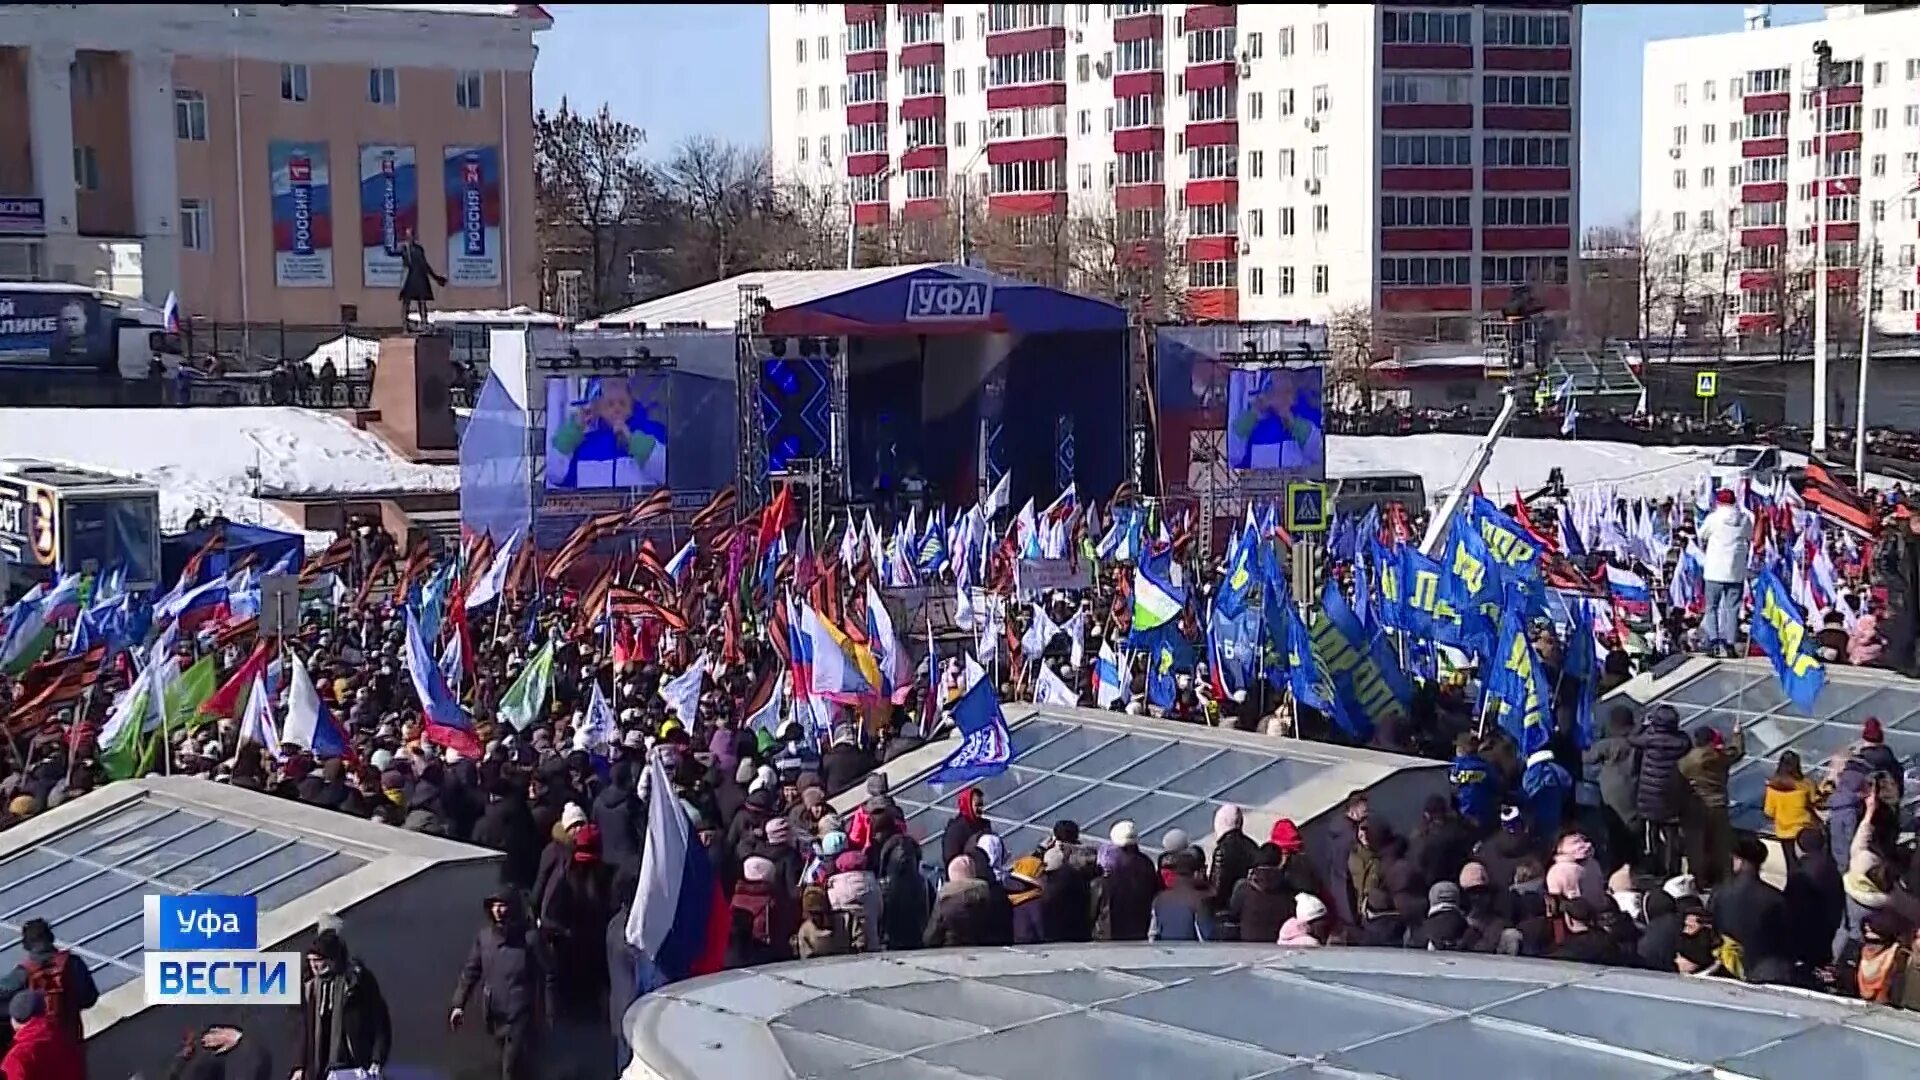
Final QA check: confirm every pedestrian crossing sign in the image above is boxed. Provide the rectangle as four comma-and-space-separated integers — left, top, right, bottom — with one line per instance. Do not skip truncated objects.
1286, 481, 1330, 534
1696, 371, 1718, 398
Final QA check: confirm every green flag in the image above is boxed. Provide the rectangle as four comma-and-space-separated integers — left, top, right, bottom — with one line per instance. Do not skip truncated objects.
165, 655, 221, 732
497, 640, 556, 731
98, 670, 158, 781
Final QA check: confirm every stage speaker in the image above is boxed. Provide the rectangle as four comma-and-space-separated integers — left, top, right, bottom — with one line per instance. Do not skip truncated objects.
372, 332, 457, 455
759, 357, 832, 472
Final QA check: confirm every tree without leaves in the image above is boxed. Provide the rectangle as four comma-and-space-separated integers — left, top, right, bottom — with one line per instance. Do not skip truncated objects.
1067, 201, 1187, 320
532, 99, 654, 316
655, 137, 794, 287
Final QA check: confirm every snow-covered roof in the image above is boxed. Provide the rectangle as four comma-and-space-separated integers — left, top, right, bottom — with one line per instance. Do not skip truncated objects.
423, 305, 566, 327
585, 264, 944, 331
1327, 433, 1715, 504
0, 407, 458, 538
298, 333, 381, 375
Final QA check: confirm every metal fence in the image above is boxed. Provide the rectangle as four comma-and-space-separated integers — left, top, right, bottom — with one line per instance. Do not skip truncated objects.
176, 319, 410, 372
0, 374, 478, 410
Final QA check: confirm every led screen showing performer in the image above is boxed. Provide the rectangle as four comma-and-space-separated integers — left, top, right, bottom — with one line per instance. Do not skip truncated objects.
1225, 367, 1325, 475
543, 373, 670, 490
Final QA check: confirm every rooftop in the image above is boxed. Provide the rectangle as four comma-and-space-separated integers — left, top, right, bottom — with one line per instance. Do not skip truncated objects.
833, 705, 1447, 866
625, 945, 1920, 1080
1610, 656, 1920, 834
0, 776, 495, 1035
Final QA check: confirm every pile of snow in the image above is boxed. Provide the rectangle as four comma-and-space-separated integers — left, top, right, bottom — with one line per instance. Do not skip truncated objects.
0, 407, 458, 537
1329, 434, 1716, 505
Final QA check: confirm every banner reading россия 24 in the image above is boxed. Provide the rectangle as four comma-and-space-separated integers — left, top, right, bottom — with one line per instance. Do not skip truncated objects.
442, 145, 502, 288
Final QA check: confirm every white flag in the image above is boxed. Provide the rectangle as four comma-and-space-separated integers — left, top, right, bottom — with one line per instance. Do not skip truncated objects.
1034, 663, 1079, 707
239, 674, 285, 761
659, 657, 707, 723
575, 681, 618, 753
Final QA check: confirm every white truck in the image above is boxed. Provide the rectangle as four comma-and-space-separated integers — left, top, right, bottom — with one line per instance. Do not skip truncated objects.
0, 281, 182, 378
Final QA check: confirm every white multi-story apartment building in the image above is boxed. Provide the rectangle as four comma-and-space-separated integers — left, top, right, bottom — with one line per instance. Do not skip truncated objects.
1640, 4, 1920, 339
768, 3, 1579, 332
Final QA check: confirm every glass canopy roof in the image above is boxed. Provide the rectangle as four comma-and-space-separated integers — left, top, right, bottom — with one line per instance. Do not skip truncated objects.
627, 945, 1920, 1080
0, 797, 366, 993
1624, 660, 1920, 834
887, 716, 1332, 866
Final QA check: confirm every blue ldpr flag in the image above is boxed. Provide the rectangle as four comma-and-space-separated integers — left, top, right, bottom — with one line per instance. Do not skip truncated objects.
1281, 602, 1337, 719
1563, 599, 1597, 750
1485, 611, 1553, 758
1749, 567, 1827, 710
929, 674, 1011, 785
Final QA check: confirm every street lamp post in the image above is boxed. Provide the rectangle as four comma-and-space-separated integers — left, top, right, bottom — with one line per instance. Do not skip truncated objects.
1811, 39, 1833, 455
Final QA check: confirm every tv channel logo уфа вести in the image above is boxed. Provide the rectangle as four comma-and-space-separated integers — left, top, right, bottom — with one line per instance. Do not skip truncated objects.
142, 895, 300, 1006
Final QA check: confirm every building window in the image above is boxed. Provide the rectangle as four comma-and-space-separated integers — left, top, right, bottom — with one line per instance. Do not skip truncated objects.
1247, 207, 1264, 236
280, 63, 310, 103
174, 90, 207, 141
368, 67, 398, 106
1383, 134, 1473, 166
180, 198, 209, 251
1248, 150, 1264, 178
1672, 169, 1686, 190
1381, 256, 1471, 286
72, 145, 99, 191
1672, 211, 1686, 232
818, 85, 831, 109
1280, 207, 1295, 236
1312, 204, 1329, 232
1311, 22, 1328, 52
797, 137, 808, 163
1248, 266, 1265, 295
1312, 264, 1329, 294
457, 70, 484, 110
1248, 92, 1263, 121
797, 37, 808, 62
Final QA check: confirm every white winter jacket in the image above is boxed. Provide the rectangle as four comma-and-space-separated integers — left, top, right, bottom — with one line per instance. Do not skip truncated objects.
1697, 504, 1753, 584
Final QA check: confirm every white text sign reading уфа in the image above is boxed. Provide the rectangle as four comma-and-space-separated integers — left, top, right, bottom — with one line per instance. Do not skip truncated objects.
906, 278, 993, 322
142, 894, 299, 1007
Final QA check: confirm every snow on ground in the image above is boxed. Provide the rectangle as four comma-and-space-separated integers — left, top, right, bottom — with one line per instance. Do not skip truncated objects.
1329, 434, 1715, 505
0, 408, 458, 538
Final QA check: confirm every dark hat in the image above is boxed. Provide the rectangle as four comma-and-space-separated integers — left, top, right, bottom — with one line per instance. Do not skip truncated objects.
8, 990, 44, 1023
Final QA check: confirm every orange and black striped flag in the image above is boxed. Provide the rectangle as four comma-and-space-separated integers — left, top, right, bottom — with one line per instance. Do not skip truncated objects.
302, 537, 354, 583
689, 486, 739, 532
626, 488, 675, 528
1802, 461, 1879, 536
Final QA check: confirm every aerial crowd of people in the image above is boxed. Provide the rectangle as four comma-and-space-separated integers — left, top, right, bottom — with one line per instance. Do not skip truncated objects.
0, 454, 1915, 1078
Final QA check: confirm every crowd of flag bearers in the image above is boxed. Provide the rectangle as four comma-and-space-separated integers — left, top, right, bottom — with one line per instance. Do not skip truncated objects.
0, 458, 1917, 1073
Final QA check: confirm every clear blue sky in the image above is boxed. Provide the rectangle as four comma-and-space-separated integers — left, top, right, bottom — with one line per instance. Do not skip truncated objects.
531, 4, 1827, 228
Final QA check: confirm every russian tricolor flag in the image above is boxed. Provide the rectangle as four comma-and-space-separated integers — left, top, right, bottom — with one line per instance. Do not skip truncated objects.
625, 752, 729, 983
801, 603, 877, 705
403, 609, 480, 756
284, 652, 350, 759
1605, 564, 1652, 618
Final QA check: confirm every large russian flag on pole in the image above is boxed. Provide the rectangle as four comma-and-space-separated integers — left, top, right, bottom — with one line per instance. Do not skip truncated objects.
626, 752, 729, 983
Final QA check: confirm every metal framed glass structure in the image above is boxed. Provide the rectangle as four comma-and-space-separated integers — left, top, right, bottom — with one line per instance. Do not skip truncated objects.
626, 945, 1920, 1080
1615, 658, 1920, 834
0, 795, 366, 992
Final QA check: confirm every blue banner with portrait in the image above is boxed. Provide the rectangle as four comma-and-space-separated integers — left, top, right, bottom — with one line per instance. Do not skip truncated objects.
0, 288, 113, 369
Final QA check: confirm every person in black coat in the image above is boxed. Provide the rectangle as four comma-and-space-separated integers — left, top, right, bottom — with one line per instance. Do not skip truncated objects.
1782, 828, 1846, 972
1207, 805, 1260, 932
1229, 847, 1296, 944
296, 929, 391, 1080
472, 776, 543, 892
1091, 825, 1160, 941
868, 802, 931, 950
1630, 705, 1693, 878
1037, 846, 1094, 942
819, 729, 877, 797
942, 787, 993, 867
1710, 833, 1791, 978
398, 227, 447, 326
591, 761, 646, 877
451, 888, 546, 1080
